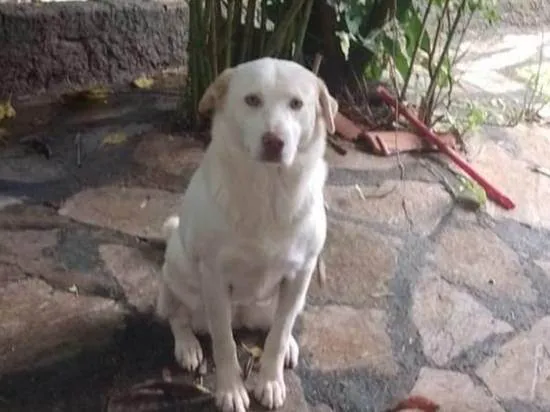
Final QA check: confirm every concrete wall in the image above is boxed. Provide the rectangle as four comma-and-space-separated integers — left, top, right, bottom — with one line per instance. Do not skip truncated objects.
0, 0, 188, 98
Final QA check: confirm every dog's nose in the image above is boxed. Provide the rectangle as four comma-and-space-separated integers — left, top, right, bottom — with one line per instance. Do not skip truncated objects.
262, 132, 284, 152
261, 132, 284, 162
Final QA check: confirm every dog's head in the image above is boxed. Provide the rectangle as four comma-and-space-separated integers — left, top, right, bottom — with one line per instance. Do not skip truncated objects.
198, 57, 338, 167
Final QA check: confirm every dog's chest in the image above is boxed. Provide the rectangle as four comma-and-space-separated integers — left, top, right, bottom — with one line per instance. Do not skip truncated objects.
217, 237, 307, 303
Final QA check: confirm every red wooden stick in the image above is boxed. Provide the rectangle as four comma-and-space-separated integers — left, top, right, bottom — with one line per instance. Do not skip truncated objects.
386, 395, 440, 412
376, 86, 515, 210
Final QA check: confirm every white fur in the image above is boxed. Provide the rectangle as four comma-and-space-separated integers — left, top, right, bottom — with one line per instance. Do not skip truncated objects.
156, 57, 337, 412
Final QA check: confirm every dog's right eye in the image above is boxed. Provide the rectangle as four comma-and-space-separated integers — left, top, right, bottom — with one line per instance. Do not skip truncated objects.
244, 94, 262, 108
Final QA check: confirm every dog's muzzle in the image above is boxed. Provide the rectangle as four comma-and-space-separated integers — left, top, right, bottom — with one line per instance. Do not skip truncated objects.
260, 131, 284, 163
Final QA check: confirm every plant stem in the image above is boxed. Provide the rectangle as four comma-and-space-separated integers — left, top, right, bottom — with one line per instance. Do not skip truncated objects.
400, 0, 433, 101
424, 0, 467, 125
428, 0, 450, 78
528, 30, 545, 113
438, 9, 474, 114
451, 11, 474, 66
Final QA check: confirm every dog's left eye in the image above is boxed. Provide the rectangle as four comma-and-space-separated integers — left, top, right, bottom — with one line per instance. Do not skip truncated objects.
289, 98, 303, 110
244, 94, 262, 108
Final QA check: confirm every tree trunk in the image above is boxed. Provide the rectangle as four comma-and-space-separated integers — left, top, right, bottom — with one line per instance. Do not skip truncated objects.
305, 0, 396, 96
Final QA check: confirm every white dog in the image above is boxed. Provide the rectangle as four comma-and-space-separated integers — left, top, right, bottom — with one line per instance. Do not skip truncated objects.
156, 57, 337, 412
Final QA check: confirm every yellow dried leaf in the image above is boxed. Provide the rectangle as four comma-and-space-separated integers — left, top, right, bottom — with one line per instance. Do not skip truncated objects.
241, 342, 263, 359
62, 86, 110, 106
82, 86, 110, 101
101, 131, 127, 146
194, 383, 211, 394
0, 100, 16, 122
132, 75, 155, 89
0, 128, 9, 146
317, 257, 326, 289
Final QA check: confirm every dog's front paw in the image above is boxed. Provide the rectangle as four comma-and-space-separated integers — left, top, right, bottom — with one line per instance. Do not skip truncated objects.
173, 330, 204, 371
215, 375, 250, 412
253, 373, 286, 410
284, 335, 299, 369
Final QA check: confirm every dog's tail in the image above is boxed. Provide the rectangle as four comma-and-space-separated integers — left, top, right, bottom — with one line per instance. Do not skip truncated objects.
162, 215, 180, 240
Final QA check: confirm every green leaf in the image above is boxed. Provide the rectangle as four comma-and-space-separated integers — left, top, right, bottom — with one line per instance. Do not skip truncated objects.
436, 56, 452, 88
336, 31, 351, 60
457, 174, 487, 208
382, 35, 411, 80
395, 0, 414, 21
401, 6, 431, 54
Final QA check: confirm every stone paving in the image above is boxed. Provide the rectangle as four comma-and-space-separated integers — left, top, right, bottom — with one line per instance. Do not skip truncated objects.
409, 25, 550, 124
457, 30, 550, 102
1, 85, 550, 412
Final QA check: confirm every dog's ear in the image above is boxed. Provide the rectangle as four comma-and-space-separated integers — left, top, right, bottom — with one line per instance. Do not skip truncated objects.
198, 68, 234, 114
317, 78, 338, 135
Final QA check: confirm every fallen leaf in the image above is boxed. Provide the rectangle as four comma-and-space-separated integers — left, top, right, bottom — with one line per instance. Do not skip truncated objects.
132, 75, 155, 89
106, 379, 213, 411
194, 383, 211, 394
317, 257, 326, 289
101, 131, 127, 147
82, 86, 109, 101
456, 174, 487, 209
68, 284, 79, 295
62, 86, 110, 106
354, 184, 366, 200
0, 128, 9, 143
532, 165, 550, 178
241, 342, 263, 359
0, 100, 16, 122
244, 356, 254, 380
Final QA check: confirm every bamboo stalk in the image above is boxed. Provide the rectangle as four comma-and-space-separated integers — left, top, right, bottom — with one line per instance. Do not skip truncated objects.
265, 0, 306, 56
187, 0, 319, 127
258, 0, 268, 56
208, 0, 218, 77
234, 0, 242, 30
293, 0, 315, 61
225, 0, 236, 68
188, 1, 200, 123
312, 53, 323, 75
284, 20, 298, 59
240, 0, 258, 62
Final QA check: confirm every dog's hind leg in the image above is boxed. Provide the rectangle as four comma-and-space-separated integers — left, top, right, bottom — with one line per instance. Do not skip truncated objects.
156, 280, 204, 371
